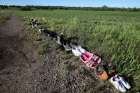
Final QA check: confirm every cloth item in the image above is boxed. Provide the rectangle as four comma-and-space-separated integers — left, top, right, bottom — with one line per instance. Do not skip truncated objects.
63, 44, 72, 51
95, 65, 109, 80
60, 35, 66, 45
91, 55, 101, 65
98, 71, 109, 81
77, 46, 86, 53
72, 48, 82, 56
72, 46, 86, 56
81, 52, 101, 68
81, 52, 93, 63
56, 36, 62, 45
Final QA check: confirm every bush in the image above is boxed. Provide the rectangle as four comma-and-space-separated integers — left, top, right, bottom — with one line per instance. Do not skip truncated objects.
20, 6, 32, 11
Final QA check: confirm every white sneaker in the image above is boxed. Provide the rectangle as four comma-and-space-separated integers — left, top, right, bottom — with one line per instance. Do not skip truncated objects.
63, 44, 72, 51
56, 36, 62, 45
110, 76, 126, 92
119, 76, 131, 89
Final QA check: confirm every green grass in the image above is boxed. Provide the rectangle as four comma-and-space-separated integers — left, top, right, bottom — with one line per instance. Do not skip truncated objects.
5, 9, 140, 92
0, 10, 11, 24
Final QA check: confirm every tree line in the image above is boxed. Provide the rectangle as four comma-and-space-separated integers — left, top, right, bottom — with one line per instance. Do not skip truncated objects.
0, 5, 140, 11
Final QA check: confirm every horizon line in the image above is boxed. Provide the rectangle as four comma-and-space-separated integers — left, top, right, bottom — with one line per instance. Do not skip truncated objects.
0, 4, 139, 9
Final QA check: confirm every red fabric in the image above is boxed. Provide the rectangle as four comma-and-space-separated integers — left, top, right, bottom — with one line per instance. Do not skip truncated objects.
81, 52, 93, 63
80, 51, 101, 68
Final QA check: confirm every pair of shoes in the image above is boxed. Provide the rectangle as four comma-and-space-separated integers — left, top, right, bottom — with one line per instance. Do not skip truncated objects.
109, 75, 131, 92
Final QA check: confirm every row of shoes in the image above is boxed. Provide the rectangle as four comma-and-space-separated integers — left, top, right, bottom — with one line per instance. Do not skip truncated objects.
30, 18, 131, 93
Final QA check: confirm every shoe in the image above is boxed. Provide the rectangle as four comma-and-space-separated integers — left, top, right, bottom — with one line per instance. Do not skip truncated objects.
95, 65, 108, 80
98, 70, 108, 81
118, 76, 131, 89
109, 76, 126, 92
63, 44, 72, 51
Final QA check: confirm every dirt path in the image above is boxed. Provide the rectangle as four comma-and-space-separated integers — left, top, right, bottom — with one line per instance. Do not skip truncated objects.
0, 16, 43, 93
0, 16, 116, 93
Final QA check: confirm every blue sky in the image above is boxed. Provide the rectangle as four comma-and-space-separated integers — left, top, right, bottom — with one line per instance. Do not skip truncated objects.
0, 0, 140, 8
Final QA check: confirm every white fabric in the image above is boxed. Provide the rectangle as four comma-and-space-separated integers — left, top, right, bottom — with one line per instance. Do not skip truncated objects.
109, 76, 126, 92
56, 36, 61, 45
72, 48, 82, 56
119, 76, 131, 89
109, 75, 131, 92
72, 46, 86, 56
77, 46, 86, 53
63, 45, 72, 51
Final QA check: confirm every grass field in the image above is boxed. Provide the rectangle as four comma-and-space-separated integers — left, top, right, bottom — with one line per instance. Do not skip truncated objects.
1, 9, 140, 92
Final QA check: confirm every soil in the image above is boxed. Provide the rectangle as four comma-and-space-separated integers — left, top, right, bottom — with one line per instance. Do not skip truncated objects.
0, 16, 116, 93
